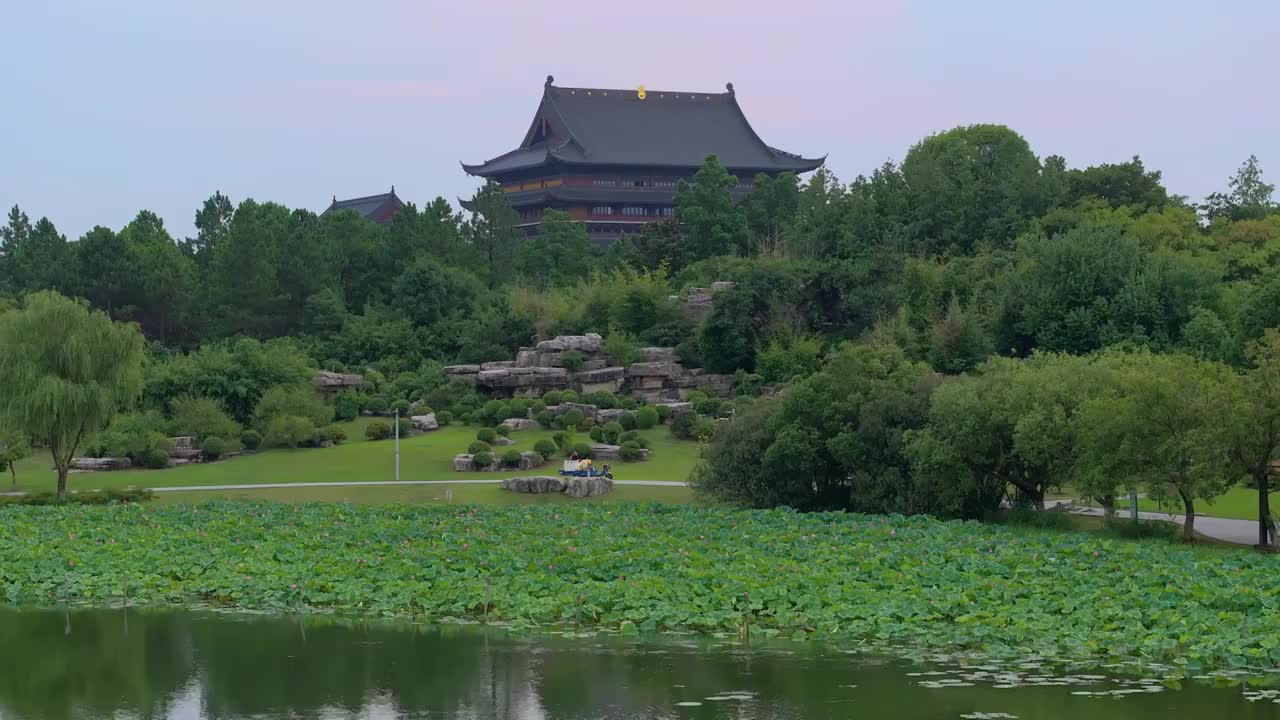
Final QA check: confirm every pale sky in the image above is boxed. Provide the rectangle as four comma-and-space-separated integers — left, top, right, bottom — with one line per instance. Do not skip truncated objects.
1, 0, 1276, 239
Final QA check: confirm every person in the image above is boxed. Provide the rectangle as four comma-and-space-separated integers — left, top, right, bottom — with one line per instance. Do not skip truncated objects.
602, 463, 613, 480
569, 450, 580, 461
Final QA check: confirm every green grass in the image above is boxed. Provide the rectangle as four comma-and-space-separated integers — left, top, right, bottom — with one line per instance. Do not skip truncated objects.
1073, 487, 1266, 522
7, 423, 703, 495
150, 482, 697, 506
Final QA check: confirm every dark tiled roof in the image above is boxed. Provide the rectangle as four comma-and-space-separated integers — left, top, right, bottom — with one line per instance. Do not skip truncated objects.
463, 78, 824, 176
323, 188, 405, 223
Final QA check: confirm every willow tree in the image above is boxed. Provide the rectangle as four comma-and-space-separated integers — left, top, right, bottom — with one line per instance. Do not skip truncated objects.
0, 291, 143, 498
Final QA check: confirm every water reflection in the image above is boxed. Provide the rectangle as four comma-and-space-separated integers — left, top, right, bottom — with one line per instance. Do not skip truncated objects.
0, 608, 1269, 720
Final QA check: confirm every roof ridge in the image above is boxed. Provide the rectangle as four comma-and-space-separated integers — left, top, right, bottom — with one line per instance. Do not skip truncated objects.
333, 190, 397, 204
550, 84, 732, 100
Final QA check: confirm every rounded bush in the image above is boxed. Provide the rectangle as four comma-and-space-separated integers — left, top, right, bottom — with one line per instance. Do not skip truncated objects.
390, 399, 411, 415
365, 421, 392, 441
542, 391, 563, 406
571, 442, 594, 458
635, 406, 659, 429
508, 398, 531, 417
140, 447, 171, 469
472, 451, 495, 469
436, 410, 453, 426
311, 427, 332, 447
693, 398, 722, 417
201, 436, 227, 460
477, 427, 498, 443
619, 430, 648, 448
558, 409, 585, 429
530, 400, 547, 415
656, 404, 673, 422
691, 418, 716, 442
535, 410, 555, 427
619, 441, 644, 462
552, 432, 567, 449
239, 429, 262, 451
686, 390, 709, 405
670, 412, 698, 440
326, 425, 348, 445
618, 412, 637, 431
333, 391, 363, 422
533, 439, 558, 460
586, 390, 617, 409
620, 396, 639, 411
396, 418, 414, 438
602, 421, 624, 445
501, 449, 522, 467
559, 390, 580, 404
579, 416, 596, 430
365, 396, 390, 415
496, 424, 511, 438
467, 440, 492, 455
588, 426, 605, 442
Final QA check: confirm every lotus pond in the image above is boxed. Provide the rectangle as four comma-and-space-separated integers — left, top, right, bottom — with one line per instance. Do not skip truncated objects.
0, 607, 1275, 719
2, 502, 1280, 674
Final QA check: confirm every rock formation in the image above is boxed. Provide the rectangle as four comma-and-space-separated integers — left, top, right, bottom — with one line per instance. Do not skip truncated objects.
500, 475, 614, 498
314, 370, 366, 394
410, 413, 439, 432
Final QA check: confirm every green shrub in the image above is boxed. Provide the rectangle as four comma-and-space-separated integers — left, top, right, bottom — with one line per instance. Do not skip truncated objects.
670, 411, 699, 440
619, 430, 648, 449
467, 440, 492, 455
396, 418, 414, 438
586, 390, 617, 409
530, 400, 547, 415
365, 421, 392, 441
635, 406, 659, 429
509, 399, 531, 417
436, 410, 453, 426
619, 441, 644, 462
589, 426, 605, 442
552, 432, 567, 449
602, 421, 624, 444
326, 425, 348, 445
560, 350, 585, 372
533, 439, 558, 460
656, 404, 673, 422
333, 390, 364, 422
542, 391, 563, 406
558, 409, 585, 429
312, 426, 333, 447
618, 411, 637, 430
571, 442, 594, 458
691, 418, 717, 442
620, 396, 639, 411
535, 410, 555, 427
496, 424, 511, 437
169, 396, 241, 442
201, 436, 227, 460
390, 399, 411, 415
255, 385, 334, 429
693, 397, 722, 417
1105, 519, 1179, 541
501, 449, 522, 467
560, 390, 580, 404
264, 416, 318, 448
240, 429, 262, 451
139, 445, 172, 469
365, 395, 390, 415
579, 415, 596, 430
92, 412, 172, 465
995, 508, 1077, 531
686, 390, 710, 405
0, 488, 154, 506
477, 427, 498, 443
472, 451, 495, 468
423, 379, 481, 415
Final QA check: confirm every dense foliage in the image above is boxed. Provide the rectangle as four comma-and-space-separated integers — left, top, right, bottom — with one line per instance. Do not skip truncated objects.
2, 502, 1279, 671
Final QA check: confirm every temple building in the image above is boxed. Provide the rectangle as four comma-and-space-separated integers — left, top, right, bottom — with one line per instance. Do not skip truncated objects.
322, 187, 405, 224
461, 76, 824, 245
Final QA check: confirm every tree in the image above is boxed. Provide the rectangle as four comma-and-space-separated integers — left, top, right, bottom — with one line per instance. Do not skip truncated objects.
1064, 155, 1170, 212
73, 226, 132, 314
1213, 331, 1280, 548
742, 171, 799, 250
675, 155, 749, 264
120, 211, 194, 340
0, 210, 72, 294
901, 124, 1048, 254
208, 199, 290, 336
0, 292, 144, 498
391, 255, 482, 326
515, 210, 593, 286
0, 429, 30, 490
190, 191, 234, 264
1074, 352, 1233, 540
463, 180, 519, 288
1202, 155, 1276, 222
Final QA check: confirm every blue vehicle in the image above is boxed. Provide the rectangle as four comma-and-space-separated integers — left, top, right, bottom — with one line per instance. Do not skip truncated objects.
559, 459, 614, 479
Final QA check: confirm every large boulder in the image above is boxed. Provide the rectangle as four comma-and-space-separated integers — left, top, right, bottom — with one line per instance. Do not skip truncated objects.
452, 454, 476, 472
70, 457, 132, 472
480, 360, 515, 370
314, 370, 366, 394
563, 476, 614, 498
493, 436, 515, 446
627, 361, 678, 377
411, 413, 439, 432
591, 443, 651, 461
535, 334, 604, 354
501, 476, 566, 494
444, 364, 482, 375
500, 418, 539, 432
549, 402, 599, 420
596, 408, 625, 422
577, 366, 625, 383
476, 366, 570, 390
636, 347, 677, 363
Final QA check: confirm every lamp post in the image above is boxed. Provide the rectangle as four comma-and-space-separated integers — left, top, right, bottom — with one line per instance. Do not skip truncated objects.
394, 409, 401, 482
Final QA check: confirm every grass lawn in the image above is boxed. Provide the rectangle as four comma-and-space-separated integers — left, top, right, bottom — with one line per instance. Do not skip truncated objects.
1073, 487, 1266, 522
7, 422, 703, 495
151, 482, 697, 506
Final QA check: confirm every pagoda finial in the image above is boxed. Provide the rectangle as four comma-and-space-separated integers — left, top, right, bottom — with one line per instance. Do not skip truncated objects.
726, 82, 735, 97
545, 74, 554, 89
390, 184, 395, 194
332, 194, 336, 204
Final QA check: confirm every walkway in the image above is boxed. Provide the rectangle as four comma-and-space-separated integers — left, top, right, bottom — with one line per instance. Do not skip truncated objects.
1050, 500, 1261, 546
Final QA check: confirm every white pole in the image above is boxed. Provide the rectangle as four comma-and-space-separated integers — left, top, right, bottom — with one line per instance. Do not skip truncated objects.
394, 409, 401, 481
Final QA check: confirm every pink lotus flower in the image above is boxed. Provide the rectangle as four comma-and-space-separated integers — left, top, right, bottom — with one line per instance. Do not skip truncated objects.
68, 561, 75, 568
290, 583, 298, 590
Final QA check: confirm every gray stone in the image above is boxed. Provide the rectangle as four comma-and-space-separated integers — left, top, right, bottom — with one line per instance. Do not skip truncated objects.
680, 288, 716, 321
627, 361, 677, 377
636, 347, 676, 363
170, 436, 194, 449
711, 281, 737, 292
576, 366, 625, 383
314, 370, 367, 393
411, 413, 439, 432
656, 402, 694, 419
591, 443, 651, 461
501, 475, 566, 494
517, 451, 545, 471
563, 476, 614, 498
476, 366, 570, 389
560, 402, 599, 419
444, 364, 481, 375
480, 360, 515, 370
500, 418, 539, 432
493, 436, 515, 446
452, 454, 476, 472
535, 333, 604, 353
171, 446, 203, 461
596, 408, 625, 422
514, 349, 539, 367
70, 457, 132, 471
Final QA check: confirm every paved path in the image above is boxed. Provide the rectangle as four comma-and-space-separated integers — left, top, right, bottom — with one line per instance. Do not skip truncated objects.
1051, 500, 1261, 546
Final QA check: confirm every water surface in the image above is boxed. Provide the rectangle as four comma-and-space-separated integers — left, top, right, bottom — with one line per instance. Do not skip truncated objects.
0, 608, 1272, 719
